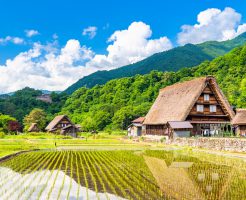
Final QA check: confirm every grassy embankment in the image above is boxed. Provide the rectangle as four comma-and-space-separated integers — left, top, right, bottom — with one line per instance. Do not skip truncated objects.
0, 132, 163, 158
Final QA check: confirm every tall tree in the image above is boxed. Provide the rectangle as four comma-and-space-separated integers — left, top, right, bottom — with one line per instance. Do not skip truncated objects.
7, 121, 21, 133
23, 108, 47, 131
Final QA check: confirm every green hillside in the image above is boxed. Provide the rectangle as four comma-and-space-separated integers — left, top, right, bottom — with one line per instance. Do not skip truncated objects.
65, 32, 246, 94
61, 44, 246, 131
0, 88, 67, 123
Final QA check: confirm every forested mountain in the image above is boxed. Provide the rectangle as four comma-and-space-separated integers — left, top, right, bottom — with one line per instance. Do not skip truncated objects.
65, 32, 246, 94
0, 88, 67, 123
1, 37, 246, 129
61, 44, 246, 131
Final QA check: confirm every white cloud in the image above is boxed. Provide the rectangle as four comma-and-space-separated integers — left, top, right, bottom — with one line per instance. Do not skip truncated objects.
0, 40, 96, 93
86, 21, 172, 69
0, 21, 172, 93
0, 36, 24, 45
12, 37, 24, 44
177, 7, 246, 45
236, 24, 246, 36
25, 29, 39, 37
82, 26, 97, 39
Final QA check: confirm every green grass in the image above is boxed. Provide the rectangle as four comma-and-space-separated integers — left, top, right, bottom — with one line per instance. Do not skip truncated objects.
0, 132, 148, 158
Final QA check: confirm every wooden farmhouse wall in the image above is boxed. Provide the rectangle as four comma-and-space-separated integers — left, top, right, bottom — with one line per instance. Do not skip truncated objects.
186, 84, 230, 122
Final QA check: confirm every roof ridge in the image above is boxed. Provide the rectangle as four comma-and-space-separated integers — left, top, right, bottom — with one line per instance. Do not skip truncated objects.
236, 108, 246, 111
160, 77, 207, 92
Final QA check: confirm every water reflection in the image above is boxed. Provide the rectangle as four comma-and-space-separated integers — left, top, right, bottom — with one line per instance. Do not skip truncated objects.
0, 167, 126, 200
0, 150, 246, 200
144, 150, 246, 200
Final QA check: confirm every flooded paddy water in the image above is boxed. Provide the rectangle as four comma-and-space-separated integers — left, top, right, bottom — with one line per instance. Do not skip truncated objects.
0, 150, 245, 200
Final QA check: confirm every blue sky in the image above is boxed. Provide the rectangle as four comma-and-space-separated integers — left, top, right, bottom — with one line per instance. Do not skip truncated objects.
0, 0, 246, 93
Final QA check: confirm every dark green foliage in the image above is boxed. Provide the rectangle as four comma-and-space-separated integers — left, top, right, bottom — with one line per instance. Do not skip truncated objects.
62, 71, 165, 131
0, 88, 67, 124
65, 33, 246, 94
62, 44, 246, 131
0, 113, 16, 133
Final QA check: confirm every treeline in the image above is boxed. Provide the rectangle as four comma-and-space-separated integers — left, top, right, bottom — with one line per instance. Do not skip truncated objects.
61, 45, 246, 131
0, 87, 67, 123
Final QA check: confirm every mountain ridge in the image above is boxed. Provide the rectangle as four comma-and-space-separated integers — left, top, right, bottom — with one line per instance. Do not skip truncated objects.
64, 32, 246, 94
61, 44, 246, 130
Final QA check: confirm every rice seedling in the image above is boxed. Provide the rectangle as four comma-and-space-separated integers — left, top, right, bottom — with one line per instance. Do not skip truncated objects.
94, 151, 130, 199
47, 151, 66, 200
57, 151, 70, 200
0, 153, 34, 186
0, 149, 245, 200
31, 152, 62, 200
9, 152, 55, 199
19, 152, 60, 199
75, 152, 80, 200
85, 151, 109, 199
81, 151, 100, 200
0, 152, 52, 199
66, 151, 73, 200
78, 151, 89, 199
92, 151, 119, 196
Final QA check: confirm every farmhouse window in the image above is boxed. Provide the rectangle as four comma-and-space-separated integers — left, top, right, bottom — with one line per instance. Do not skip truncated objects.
210, 105, 217, 112
197, 105, 204, 112
61, 123, 67, 127
204, 94, 209, 101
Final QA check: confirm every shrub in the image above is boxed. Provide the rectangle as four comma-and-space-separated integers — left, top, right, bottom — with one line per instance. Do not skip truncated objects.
160, 137, 166, 143
0, 132, 5, 138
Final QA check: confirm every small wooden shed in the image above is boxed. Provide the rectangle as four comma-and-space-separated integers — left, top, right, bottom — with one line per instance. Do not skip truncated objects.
60, 124, 78, 137
28, 123, 39, 132
232, 109, 246, 136
167, 121, 193, 138
128, 117, 145, 136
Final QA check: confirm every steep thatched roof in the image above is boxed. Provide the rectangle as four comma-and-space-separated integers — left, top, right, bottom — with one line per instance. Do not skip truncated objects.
132, 117, 145, 124
144, 76, 235, 125
45, 115, 72, 131
232, 109, 246, 125
28, 123, 39, 132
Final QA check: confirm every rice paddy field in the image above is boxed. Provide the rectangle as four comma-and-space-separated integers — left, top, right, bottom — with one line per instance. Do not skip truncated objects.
0, 149, 246, 200
0, 134, 132, 158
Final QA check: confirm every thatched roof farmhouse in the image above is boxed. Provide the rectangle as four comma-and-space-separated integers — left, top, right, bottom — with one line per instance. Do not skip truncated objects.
28, 123, 39, 132
143, 76, 236, 137
232, 109, 246, 136
46, 115, 78, 137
